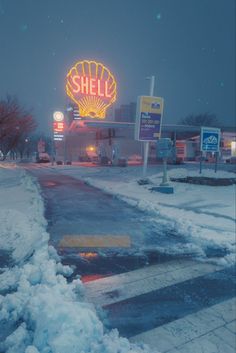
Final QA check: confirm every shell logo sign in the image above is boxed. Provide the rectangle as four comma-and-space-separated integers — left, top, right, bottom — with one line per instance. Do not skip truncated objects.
66, 60, 117, 119
53, 111, 64, 122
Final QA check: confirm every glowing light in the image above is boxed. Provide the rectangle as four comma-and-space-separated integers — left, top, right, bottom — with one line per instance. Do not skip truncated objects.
231, 141, 236, 156
79, 252, 98, 259
86, 145, 96, 152
53, 111, 64, 122
66, 60, 117, 119
53, 122, 64, 132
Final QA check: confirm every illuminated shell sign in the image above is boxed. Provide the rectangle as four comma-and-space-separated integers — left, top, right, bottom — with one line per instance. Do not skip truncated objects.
66, 60, 117, 119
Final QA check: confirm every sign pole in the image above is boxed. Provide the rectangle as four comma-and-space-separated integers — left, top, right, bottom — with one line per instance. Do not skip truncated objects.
143, 142, 149, 177
51, 115, 55, 166
53, 111, 65, 164
200, 151, 203, 174
63, 136, 66, 164
215, 152, 218, 173
161, 157, 168, 185
200, 127, 221, 174
153, 138, 174, 193
51, 138, 55, 166
143, 75, 155, 178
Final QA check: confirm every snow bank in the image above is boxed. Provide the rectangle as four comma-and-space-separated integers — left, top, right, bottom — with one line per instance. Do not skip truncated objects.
0, 166, 48, 264
0, 165, 155, 353
166, 167, 236, 179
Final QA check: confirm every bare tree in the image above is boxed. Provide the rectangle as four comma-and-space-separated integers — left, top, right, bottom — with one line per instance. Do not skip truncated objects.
15, 116, 37, 159
179, 113, 220, 127
0, 96, 37, 160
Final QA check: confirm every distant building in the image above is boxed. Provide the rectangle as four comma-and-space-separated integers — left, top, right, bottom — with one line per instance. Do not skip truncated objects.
115, 102, 136, 122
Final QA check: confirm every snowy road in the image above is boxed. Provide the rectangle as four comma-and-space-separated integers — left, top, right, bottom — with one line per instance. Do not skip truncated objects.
28, 167, 183, 278
26, 165, 236, 352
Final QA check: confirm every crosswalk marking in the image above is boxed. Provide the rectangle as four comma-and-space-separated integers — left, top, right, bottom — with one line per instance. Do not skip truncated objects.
59, 235, 131, 248
129, 298, 236, 353
84, 259, 222, 307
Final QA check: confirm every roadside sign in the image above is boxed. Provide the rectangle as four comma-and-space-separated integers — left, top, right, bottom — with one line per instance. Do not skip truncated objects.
73, 107, 81, 120
53, 111, 65, 141
135, 96, 164, 141
156, 138, 173, 159
200, 127, 221, 152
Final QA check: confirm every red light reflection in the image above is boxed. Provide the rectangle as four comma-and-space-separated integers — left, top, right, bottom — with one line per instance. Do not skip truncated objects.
79, 252, 99, 259
81, 274, 107, 283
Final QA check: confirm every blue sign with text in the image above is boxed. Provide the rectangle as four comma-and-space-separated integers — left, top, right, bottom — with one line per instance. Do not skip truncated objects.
201, 127, 221, 152
156, 138, 173, 158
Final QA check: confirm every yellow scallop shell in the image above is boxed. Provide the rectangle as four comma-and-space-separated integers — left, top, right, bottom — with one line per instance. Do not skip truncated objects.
66, 60, 117, 119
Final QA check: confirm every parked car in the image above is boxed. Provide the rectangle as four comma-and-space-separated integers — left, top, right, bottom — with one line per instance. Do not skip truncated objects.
78, 156, 91, 162
195, 155, 209, 162
128, 154, 142, 164
226, 157, 236, 164
117, 157, 127, 167
91, 156, 99, 164
36, 153, 50, 163
100, 156, 111, 165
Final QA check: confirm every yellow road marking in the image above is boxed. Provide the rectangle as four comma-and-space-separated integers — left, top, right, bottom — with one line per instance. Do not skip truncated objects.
59, 235, 131, 248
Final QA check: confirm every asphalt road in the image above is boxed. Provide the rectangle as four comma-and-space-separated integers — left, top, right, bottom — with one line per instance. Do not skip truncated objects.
28, 167, 183, 279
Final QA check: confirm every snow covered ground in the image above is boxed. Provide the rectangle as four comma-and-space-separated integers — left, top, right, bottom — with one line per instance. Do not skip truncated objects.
56, 163, 236, 266
0, 163, 154, 353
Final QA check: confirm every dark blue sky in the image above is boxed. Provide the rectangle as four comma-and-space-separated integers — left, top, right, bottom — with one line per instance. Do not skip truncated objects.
0, 0, 235, 131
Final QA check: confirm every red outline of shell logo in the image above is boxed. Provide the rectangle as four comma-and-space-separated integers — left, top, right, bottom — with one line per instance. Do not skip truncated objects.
66, 60, 117, 119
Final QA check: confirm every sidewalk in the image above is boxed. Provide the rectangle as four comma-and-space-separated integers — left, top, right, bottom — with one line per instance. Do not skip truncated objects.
85, 260, 236, 353
131, 299, 236, 353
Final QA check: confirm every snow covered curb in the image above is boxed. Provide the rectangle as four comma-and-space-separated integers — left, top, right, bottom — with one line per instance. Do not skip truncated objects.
0, 166, 155, 353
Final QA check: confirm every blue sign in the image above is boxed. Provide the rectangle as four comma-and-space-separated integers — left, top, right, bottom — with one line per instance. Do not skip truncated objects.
201, 127, 221, 152
156, 138, 173, 158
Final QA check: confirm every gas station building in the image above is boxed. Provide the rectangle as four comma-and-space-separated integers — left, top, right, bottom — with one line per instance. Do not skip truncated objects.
52, 59, 236, 164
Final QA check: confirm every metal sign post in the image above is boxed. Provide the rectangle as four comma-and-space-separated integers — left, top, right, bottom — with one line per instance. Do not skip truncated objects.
199, 151, 203, 174
64, 132, 67, 164
53, 111, 65, 164
151, 138, 174, 193
160, 158, 168, 186
51, 135, 55, 166
156, 138, 173, 187
142, 76, 155, 178
143, 141, 149, 177
215, 152, 218, 173
135, 77, 164, 181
